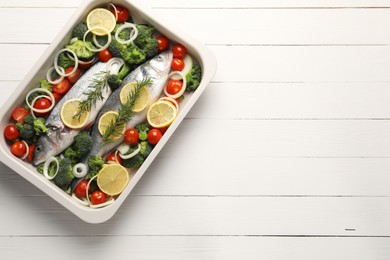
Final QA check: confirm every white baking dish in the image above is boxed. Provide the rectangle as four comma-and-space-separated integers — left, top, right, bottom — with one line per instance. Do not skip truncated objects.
0, 0, 217, 223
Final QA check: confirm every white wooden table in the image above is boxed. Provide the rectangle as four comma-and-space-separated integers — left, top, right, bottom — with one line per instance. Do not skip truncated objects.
1, 0, 390, 259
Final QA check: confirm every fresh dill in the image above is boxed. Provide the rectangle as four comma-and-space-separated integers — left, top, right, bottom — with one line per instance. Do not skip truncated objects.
102, 77, 153, 143
74, 71, 110, 120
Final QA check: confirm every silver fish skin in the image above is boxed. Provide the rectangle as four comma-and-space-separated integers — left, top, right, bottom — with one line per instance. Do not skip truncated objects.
82, 51, 173, 164
33, 62, 112, 165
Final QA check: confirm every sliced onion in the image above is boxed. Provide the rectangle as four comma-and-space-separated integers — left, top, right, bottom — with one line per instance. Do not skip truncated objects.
54, 49, 79, 77
73, 163, 88, 178
89, 197, 115, 209
20, 141, 29, 160
83, 26, 112, 52
115, 22, 138, 45
116, 143, 130, 155
118, 143, 141, 159
71, 193, 90, 206
46, 66, 65, 85
25, 88, 55, 114
70, 37, 78, 44
106, 57, 125, 74
107, 3, 118, 22
159, 97, 179, 111
43, 157, 59, 180
164, 71, 187, 99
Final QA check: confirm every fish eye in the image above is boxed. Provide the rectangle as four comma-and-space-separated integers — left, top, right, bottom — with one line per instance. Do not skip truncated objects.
157, 55, 163, 61
35, 145, 42, 153
51, 126, 57, 131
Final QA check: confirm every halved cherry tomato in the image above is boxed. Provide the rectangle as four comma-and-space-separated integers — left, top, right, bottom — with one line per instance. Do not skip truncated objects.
52, 92, 63, 104
12, 106, 29, 124
166, 80, 183, 95
90, 190, 107, 205
157, 36, 169, 52
99, 49, 113, 62
172, 44, 187, 59
106, 152, 122, 165
52, 78, 71, 95
78, 58, 93, 70
27, 144, 35, 162
65, 67, 81, 84
33, 98, 52, 117
4, 125, 19, 141
74, 180, 92, 199
11, 141, 27, 158
124, 128, 139, 146
171, 58, 185, 71
110, 5, 130, 23
148, 129, 162, 145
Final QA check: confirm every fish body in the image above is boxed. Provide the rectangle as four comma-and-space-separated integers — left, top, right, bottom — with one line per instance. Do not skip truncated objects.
33, 62, 111, 165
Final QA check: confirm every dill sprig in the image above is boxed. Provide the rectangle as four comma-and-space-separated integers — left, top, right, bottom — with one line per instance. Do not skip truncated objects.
102, 77, 153, 143
74, 71, 110, 120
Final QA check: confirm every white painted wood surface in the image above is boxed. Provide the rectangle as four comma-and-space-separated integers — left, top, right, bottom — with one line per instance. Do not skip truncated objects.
1, 0, 390, 259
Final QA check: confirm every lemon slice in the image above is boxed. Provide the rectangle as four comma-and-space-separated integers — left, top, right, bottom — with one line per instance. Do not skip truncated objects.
120, 82, 150, 112
60, 98, 89, 129
86, 8, 116, 36
147, 100, 178, 128
97, 164, 129, 196
98, 111, 125, 140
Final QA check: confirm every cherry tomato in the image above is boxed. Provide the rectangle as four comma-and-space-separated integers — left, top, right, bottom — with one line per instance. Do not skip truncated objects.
33, 98, 52, 117
12, 106, 29, 124
27, 144, 35, 163
156, 36, 169, 52
106, 152, 123, 165
166, 80, 183, 95
148, 129, 162, 145
52, 78, 71, 95
65, 67, 81, 84
157, 126, 168, 135
171, 58, 185, 71
110, 5, 130, 23
4, 125, 19, 141
11, 141, 27, 158
172, 44, 187, 59
52, 92, 63, 104
124, 128, 139, 146
99, 49, 113, 62
90, 190, 107, 205
78, 58, 93, 70
74, 180, 92, 199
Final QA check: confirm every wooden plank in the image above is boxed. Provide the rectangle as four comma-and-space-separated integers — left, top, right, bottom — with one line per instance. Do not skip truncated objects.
0, 236, 387, 260
2, 8, 390, 45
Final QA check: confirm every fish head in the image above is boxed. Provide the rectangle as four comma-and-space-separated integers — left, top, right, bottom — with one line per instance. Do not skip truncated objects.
148, 51, 173, 76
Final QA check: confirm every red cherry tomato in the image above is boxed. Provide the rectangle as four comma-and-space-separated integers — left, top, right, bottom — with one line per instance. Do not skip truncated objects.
124, 128, 139, 146
90, 190, 107, 205
99, 49, 113, 62
148, 129, 163, 145
11, 141, 27, 158
106, 152, 123, 165
171, 58, 185, 71
166, 80, 183, 95
4, 125, 19, 141
172, 44, 187, 59
33, 98, 52, 117
78, 58, 93, 70
52, 92, 63, 104
12, 106, 30, 124
65, 67, 81, 84
156, 126, 168, 135
52, 78, 71, 95
156, 36, 169, 52
110, 5, 130, 23
27, 144, 35, 163
74, 180, 92, 199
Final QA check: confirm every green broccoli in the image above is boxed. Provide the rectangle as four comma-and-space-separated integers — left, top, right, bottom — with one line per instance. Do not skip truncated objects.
139, 141, 152, 158
113, 24, 131, 41
135, 123, 150, 141
33, 117, 48, 135
64, 147, 79, 165
118, 63, 130, 80
122, 154, 144, 169
108, 37, 146, 66
88, 155, 104, 178
37, 163, 44, 174
140, 38, 158, 59
66, 40, 94, 59
108, 37, 126, 58
16, 123, 35, 144
54, 158, 75, 190
23, 114, 35, 126
63, 131, 92, 164
107, 74, 122, 90
72, 22, 90, 41
133, 25, 155, 47
58, 52, 75, 70
40, 80, 52, 91
186, 64, 202, 92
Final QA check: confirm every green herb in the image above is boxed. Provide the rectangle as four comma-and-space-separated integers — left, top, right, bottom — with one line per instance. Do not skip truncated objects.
74, 71, 110, 120
102, 78, 153, 143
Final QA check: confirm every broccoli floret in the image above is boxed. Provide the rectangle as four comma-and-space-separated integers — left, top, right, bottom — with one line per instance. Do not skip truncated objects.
58, 52, 75, 70
72, 22, 90, 41
139, 141, 152, 158
37, 163, 44, 174
63, 131, 92, 164
133, 25, 155, 47
113, 24, 131, 41
40, 80, 52, 91
64, 147, 79, 165
66, 40, 94, 59
135, 123, 150, 141
16, 123, 36, 144
141, 38, 158, 59
88, 155, 104, 178
54, 158, 75, 190
122, 154, 144, 169
107, 74, 123, 90
23, 114, 35, 126
118, 63, 130, 80
122, 45, 146, 65
33, 117, 48, 135
186, 64, 202, 92
108, 37, 126, 58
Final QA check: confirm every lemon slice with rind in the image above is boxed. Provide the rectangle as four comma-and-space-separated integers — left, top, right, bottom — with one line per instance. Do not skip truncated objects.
98, 111, 125, 140
97, 164, 129, 196
60, 98, 89, 129
86, 8, 116, 36
120, 82, 150, 112
147, 100, 178, 128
